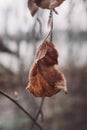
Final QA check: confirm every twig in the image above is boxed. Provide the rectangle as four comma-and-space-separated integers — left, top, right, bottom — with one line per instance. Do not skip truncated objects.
50, 9, 53, 42
37, 17, 42, 35
0, 90, 43, 130
35, 97, 44, 121
31, 98, 45, 130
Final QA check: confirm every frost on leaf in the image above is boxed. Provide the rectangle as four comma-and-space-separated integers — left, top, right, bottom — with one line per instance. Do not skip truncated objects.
28, 0, 65, 16
27, 40, 67, 97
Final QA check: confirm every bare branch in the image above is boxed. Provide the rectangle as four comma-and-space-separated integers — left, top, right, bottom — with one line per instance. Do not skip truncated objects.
0, 90, 43, 130
31, 98, 45, 130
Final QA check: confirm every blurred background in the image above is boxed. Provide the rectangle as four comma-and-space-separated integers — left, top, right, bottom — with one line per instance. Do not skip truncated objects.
0, 0, 87, 130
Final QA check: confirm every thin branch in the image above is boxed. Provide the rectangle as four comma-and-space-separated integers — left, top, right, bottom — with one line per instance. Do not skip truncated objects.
0, 90, 43, 130
35, 97, 44, 121
37, 17, 42, 35
31, 98, 45, 130
50, 9, 53, 42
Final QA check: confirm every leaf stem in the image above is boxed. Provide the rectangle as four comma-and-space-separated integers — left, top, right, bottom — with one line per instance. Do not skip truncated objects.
50, 9, 53, 42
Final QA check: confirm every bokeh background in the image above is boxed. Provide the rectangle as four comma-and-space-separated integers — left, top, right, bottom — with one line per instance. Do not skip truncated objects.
0, 0, 87, 130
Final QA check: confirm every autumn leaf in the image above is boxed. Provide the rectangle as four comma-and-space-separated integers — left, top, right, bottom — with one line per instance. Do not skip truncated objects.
49, 0, 65, 9
28, 0, 65, 16
27, 40, 67, 97
28, 0, 39, 16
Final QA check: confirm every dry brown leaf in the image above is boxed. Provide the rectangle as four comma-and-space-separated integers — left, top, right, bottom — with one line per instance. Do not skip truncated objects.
27, 40, 67, 97
50, 0, 65, 9
28, 0, 39, 16
28, 0, 65, 16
